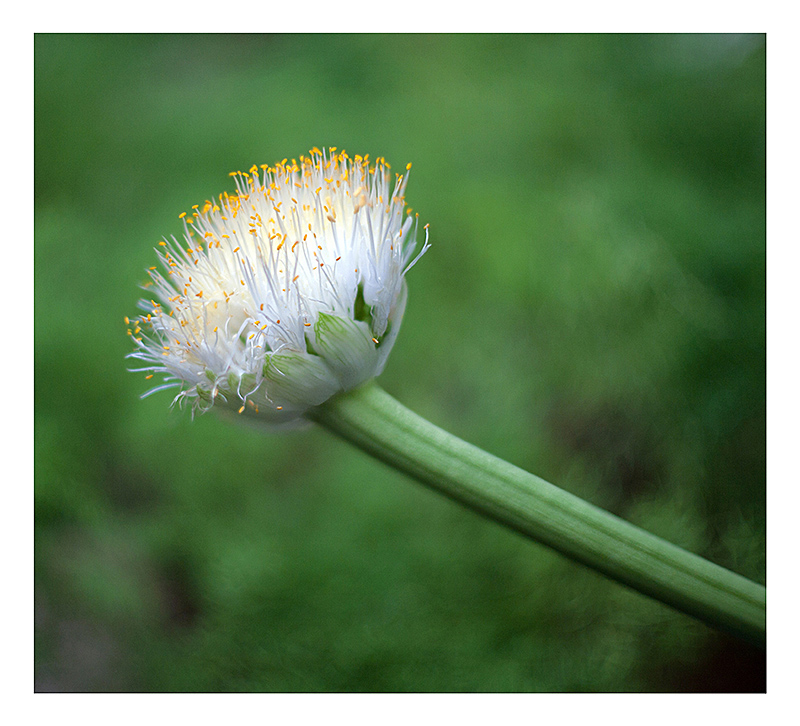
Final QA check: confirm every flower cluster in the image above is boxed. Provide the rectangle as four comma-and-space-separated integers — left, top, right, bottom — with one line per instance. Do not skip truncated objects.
127, 148, 428, 423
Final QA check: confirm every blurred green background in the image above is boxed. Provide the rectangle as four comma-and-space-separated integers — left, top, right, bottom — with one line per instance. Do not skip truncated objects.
34, 33, 766, 692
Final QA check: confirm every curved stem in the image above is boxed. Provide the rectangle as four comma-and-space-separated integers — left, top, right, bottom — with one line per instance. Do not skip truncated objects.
309, 382, 766, 647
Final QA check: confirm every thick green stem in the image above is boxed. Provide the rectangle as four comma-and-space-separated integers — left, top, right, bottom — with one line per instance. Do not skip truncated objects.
309, 382, 766, 647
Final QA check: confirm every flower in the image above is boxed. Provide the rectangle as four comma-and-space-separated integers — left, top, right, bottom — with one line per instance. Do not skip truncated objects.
127, 147, 429, 423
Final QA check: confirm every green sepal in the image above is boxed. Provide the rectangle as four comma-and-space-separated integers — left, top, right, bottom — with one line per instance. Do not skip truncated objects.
239, 373, 257, 394
353, 283, 372, 325
263, 351, 340, 407
196, 386, 213, 404
313, 312, 379, 390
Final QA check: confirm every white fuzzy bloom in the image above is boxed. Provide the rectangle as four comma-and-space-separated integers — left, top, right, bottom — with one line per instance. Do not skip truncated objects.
127, 148, 429, 422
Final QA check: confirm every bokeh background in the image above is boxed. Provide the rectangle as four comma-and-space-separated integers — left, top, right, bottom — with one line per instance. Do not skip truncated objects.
34, 33, 766, 692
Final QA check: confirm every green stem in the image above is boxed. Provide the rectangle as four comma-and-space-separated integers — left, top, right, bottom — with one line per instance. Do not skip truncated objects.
309, 382, 766, 647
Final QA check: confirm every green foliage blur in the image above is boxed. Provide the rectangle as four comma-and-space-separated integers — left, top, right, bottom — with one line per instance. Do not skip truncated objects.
34, 33, 766, 692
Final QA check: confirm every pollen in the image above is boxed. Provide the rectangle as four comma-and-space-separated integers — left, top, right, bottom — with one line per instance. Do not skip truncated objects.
127, 147, 429, 421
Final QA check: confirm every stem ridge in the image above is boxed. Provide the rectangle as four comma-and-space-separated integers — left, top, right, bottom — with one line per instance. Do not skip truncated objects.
310, 382, 766, 647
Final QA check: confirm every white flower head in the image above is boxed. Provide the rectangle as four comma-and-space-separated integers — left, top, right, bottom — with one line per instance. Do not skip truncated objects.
127, 148, 429, 422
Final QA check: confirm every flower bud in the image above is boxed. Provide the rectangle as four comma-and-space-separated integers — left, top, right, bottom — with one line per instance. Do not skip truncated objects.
127, 148, 429, 422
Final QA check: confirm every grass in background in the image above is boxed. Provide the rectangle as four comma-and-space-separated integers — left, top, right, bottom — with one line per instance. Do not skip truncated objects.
35, 33, 765, 692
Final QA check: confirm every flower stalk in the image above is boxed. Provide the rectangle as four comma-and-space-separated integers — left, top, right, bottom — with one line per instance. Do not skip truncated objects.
309, 382, 766, 647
